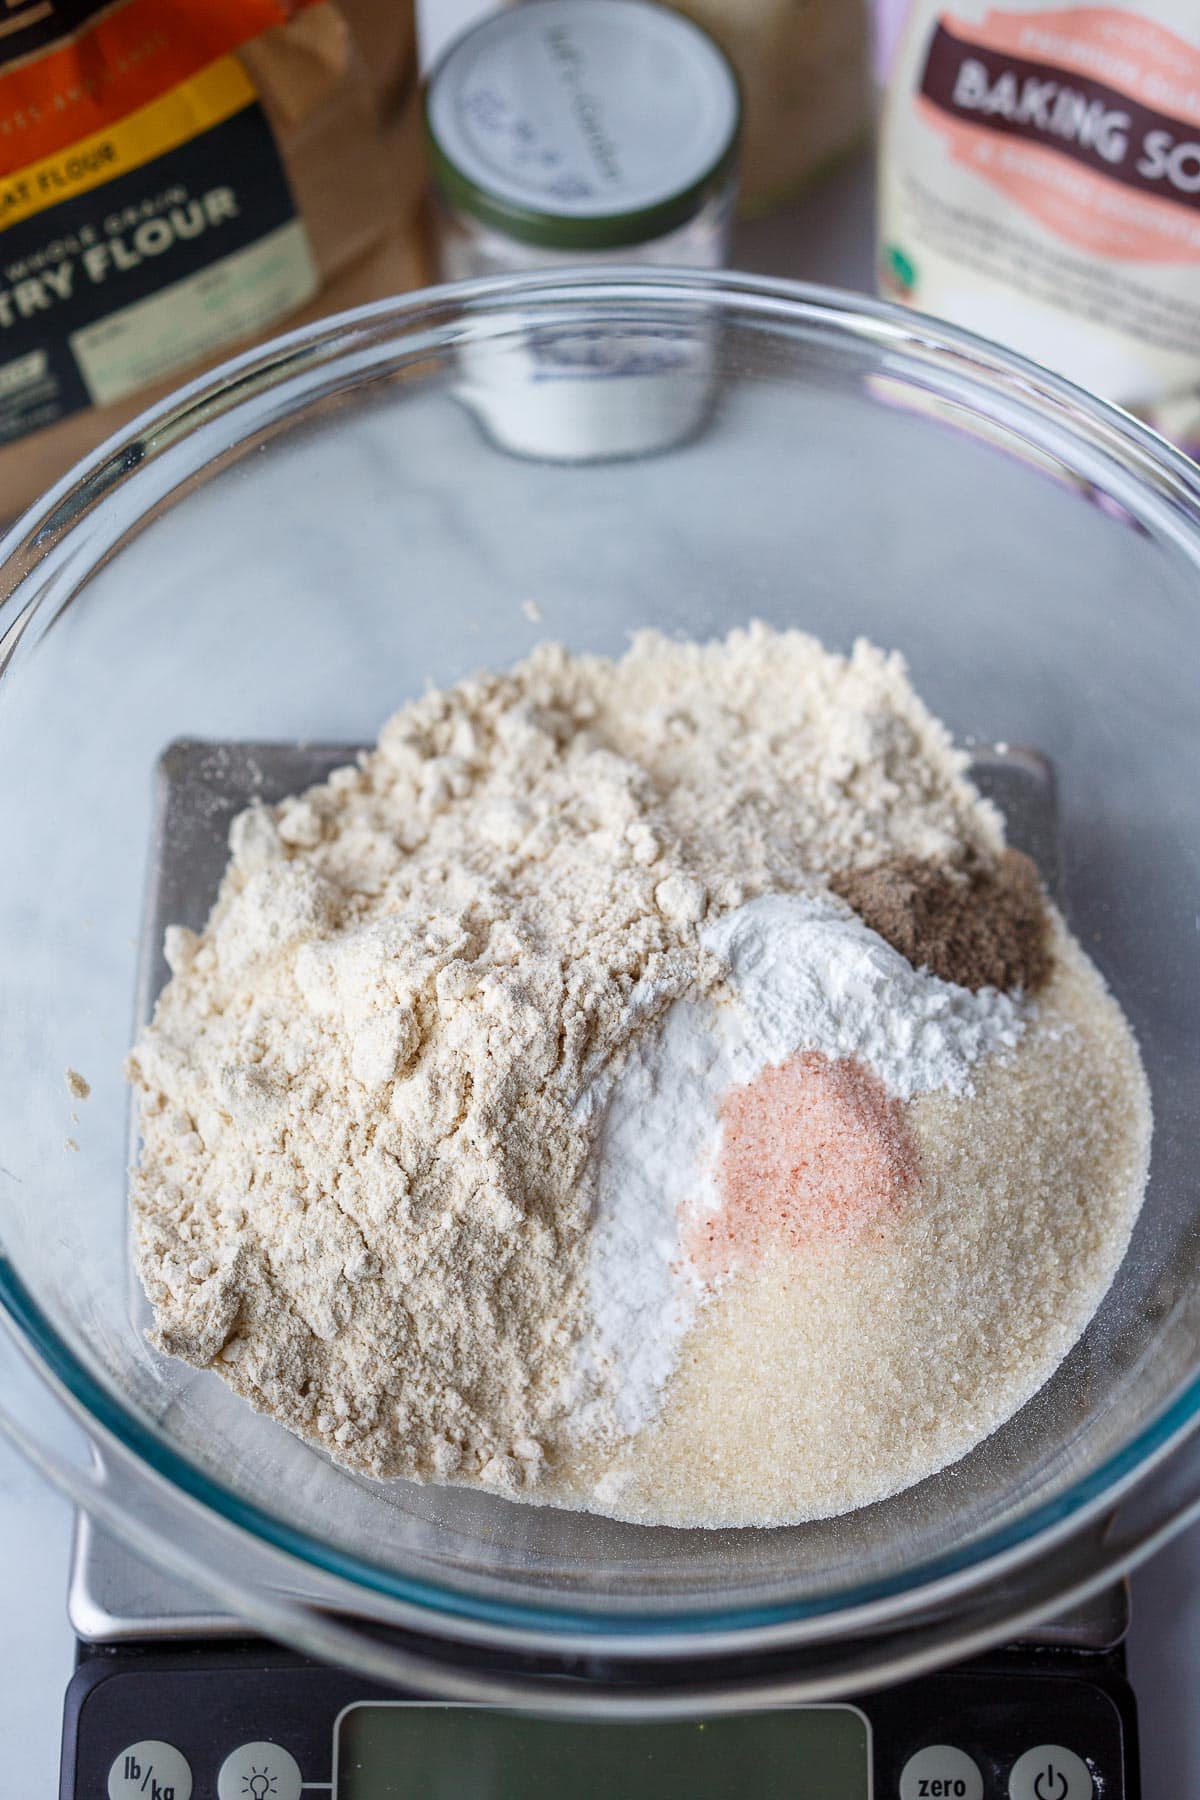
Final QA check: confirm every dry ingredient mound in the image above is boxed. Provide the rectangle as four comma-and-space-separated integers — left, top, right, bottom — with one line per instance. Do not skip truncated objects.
128, 624, 1151, 1524
599, 916, 1149, 1527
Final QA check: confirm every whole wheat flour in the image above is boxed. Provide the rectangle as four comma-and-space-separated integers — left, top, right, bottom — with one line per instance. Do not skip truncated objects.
128, 624, 1151, 1523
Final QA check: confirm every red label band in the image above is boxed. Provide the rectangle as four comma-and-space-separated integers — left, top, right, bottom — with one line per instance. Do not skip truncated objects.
919, 19, 1200, 213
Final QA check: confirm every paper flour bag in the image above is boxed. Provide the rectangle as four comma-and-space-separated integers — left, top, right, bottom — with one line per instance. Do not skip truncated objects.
0, 0, 428, 514
879, 3, 1200, 448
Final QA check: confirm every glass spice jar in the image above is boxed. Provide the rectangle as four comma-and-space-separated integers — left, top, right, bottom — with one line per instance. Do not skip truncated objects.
423, 0, 742, 461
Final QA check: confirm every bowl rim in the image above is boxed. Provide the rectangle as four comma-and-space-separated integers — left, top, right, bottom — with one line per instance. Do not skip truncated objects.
2, 265, 1199, 1649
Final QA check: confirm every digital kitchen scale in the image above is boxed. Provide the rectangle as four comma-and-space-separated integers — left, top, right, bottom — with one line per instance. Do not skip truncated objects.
63, 1516, 1140, 1799
60, 740, 1140, 1800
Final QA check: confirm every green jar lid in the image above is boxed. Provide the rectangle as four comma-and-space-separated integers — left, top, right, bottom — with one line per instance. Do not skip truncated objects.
425, 0, 742, 252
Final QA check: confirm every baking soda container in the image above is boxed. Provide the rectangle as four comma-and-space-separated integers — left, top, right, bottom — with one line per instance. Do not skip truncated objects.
878, 1, 1200, 450
425, 0, 741, 460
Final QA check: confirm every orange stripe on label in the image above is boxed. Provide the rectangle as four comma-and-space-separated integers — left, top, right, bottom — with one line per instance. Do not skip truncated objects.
0, 53, 256, 230
0, 0, 319, 174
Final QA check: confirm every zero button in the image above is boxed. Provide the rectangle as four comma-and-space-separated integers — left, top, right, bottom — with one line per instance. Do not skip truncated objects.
899, 1744, 984, 1800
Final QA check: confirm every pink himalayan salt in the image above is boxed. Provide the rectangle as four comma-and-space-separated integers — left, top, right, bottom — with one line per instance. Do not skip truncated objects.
691, 1051, 920, 1277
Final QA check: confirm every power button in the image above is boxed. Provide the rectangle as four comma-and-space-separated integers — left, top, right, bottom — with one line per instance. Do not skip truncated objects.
1008, 1745, 1094, 1800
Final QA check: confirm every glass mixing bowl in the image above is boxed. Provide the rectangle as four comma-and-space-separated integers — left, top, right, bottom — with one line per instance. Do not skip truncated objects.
1, 272, 1199, 1713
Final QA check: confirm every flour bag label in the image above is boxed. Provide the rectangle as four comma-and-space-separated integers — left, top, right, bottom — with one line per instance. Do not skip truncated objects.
879, 3, 1200, 447
0, 1, 319, 449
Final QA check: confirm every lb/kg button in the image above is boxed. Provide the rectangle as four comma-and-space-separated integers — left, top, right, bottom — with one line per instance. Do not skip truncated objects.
108, 1741, 192, 1800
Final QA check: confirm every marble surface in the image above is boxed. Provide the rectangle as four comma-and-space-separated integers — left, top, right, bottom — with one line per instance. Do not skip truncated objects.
2, 56, 1199, 1800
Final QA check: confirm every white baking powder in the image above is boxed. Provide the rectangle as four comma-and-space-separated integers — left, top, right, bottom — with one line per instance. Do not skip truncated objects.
705, 894, 1025, 1102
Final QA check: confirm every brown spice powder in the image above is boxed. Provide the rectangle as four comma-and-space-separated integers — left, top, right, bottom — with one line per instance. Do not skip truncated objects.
832, 849, 1051, 994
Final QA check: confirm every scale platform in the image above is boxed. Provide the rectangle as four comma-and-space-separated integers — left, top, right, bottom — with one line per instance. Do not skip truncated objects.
61, 741, 1138, 1798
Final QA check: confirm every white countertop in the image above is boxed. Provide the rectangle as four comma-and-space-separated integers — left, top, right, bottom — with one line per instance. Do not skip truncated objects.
2, 60, 1199, 1800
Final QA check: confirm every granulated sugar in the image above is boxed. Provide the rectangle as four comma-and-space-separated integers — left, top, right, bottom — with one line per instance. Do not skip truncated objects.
128, 623, 1151, 1525
579, 918, 1149, 1526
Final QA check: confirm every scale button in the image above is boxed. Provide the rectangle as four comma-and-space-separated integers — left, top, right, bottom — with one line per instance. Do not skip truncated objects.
108, 1740, 192, 1800
1008, 1745, 1094, 1800
899, 1743, 984, 1799
217, 1740, 304, 1800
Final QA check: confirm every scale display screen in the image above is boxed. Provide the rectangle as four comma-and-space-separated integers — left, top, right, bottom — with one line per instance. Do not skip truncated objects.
335, 1704, 871, 1798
